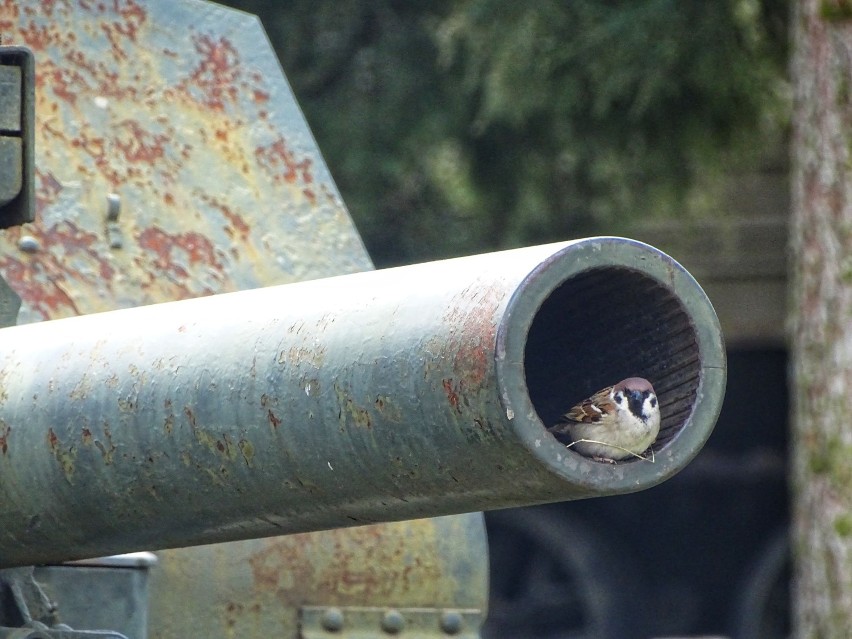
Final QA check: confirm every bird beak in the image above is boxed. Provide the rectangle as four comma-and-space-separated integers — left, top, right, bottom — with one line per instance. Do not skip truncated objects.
626, 390, 646, 418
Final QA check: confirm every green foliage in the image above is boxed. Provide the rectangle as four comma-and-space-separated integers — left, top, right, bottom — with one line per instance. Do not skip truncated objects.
820, 0, 852, 21
836, 513, 852, 537
224, 0, 789, 266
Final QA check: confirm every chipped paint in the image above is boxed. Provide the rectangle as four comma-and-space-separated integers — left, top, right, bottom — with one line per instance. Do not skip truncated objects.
0, 421, 9, 454
0, 7, 724, 639
147, 514, 489, 639
0, 0, 372, 324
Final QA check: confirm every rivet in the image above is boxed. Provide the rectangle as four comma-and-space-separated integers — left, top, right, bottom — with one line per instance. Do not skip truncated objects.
440, 610, 464, 635
105, 193, 124, 249
320, 607, 344, 632
106, 193, 121, 222
381, 609, 405, 634
17, 235, 39, 253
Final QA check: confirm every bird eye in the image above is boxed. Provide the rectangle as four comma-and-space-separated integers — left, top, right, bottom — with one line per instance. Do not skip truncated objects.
650, 396, 657, 408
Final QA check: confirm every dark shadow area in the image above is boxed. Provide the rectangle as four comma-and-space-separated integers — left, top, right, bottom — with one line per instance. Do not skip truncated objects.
524, 266, 701, 453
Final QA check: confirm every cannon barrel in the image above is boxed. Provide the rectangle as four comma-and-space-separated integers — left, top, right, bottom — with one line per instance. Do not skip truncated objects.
0, 238, 724, 567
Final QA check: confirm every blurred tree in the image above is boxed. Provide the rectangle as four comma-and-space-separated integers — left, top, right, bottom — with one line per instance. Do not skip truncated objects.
789, 1, 852, 637
223, 0, 788, 266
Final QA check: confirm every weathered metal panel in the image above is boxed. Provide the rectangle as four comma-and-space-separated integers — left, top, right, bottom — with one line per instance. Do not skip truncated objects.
0, 0, 372, 324
0, 2, 495, 637
147, 513, 489, 639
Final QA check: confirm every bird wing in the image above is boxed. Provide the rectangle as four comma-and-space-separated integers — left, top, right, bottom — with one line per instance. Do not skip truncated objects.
564, 386, 614, 422
548, 386, 614, 434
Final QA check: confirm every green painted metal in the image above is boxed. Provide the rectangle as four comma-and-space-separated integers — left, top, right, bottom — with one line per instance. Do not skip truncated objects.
0, 237, 724, 567
0, 46, 34, 226
0, 0, 492, 633
147, 513, 489, 639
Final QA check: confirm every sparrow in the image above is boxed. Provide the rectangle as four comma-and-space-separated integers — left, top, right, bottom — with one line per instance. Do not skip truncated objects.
548, 377, 661, 462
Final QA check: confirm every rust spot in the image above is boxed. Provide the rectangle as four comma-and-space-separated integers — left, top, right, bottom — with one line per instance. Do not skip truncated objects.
17, 20, 50, 51
201, 193, 250, 241
36, 168, 63, 211
334, 383, 373, 430
94, 423, 116, 464
81, 427, 93, 445
113, 118, 168, 164
138, 227, 222, 270
184, 406, 197, 428
444, 284, 506, 389
0, 218, 117, 319
0, 422, 10, 454
442, 378, 461, 413
48, 64, 83, 105
268, 409, 281, 430
255, 137, 314, 187
248, 522, 445, 604
260, 394, 278, 407
46, 427, 77, 481
238, 438, 254, 467
178, 33, 240, 111
136, 226, 225, 296
99, 0, 147, 58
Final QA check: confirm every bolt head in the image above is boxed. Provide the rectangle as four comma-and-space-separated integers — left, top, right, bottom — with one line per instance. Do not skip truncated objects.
440, 610, 464, 635
320, 607, 344, 632
17, 235, 39, 253
381, 609, 405, 634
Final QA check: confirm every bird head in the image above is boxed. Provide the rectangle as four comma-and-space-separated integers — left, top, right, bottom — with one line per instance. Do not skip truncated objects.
612, 377, 658, 423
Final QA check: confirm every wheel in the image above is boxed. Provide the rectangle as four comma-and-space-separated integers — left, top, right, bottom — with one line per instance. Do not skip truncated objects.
729, 528, 790, 639
483, 507, 646, 639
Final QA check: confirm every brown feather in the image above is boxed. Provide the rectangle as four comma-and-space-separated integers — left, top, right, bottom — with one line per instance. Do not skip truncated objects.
544, 386, 617, 438
613, 377, 654, 394
563, 385, 614, 423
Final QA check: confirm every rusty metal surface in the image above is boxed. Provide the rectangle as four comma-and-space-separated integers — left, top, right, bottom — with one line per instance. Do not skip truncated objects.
0, 5, 724, 638
0, 239, 722, 567
0, 2, 493, 636
147, 513, 489, 639
0, 0, 371, 323
0, 2, 492, 636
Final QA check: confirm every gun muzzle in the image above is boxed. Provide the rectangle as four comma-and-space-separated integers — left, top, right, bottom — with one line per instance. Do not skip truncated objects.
0, 238, 724, 566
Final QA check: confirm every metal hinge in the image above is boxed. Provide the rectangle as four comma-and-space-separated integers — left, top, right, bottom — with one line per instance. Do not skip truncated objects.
300, 606, 483, 639
0, 42, 35, 228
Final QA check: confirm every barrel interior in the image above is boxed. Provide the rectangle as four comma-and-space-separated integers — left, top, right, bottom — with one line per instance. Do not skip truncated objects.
524, 266, 701, 458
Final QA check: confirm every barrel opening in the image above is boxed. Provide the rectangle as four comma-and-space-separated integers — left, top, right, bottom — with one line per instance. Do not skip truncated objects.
524, 266, 701, 457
